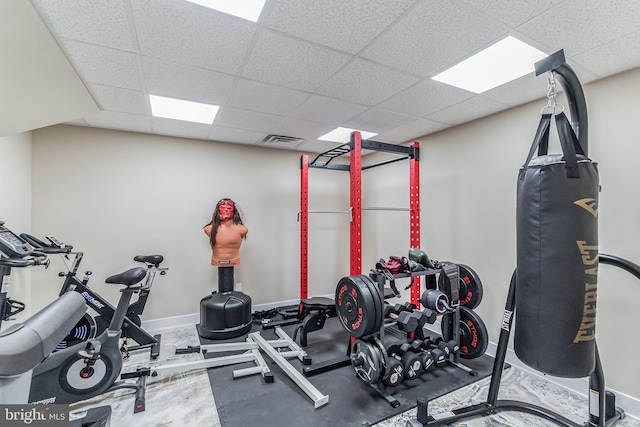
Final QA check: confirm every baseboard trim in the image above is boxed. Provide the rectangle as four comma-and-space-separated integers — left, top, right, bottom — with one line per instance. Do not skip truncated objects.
142, 302, 639, 420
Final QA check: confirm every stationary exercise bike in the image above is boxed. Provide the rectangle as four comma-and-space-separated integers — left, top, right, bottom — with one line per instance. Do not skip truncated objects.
0, 223, 149, 411
20, 232, 167, 359
0, 281, 112, 426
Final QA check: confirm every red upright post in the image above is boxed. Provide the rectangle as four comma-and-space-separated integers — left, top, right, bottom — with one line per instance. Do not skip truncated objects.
350, 132, 363, 275
300, 155, 309, 299
409, 142, 421, 306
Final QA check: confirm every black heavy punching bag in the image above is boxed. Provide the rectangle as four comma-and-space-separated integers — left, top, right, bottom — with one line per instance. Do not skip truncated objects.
515, 112, 598, 378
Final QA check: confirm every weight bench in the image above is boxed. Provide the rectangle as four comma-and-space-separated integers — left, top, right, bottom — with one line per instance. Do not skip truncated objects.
298, 297, 337, 347
261, 297, 336, 347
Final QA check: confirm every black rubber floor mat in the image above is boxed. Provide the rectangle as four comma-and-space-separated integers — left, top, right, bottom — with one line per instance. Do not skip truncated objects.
199, 317, 495, 427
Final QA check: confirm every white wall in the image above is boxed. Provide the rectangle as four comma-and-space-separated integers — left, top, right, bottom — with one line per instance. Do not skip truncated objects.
366, 67, 640, 400
0, 132, 32, 328
30, 126, 350, 321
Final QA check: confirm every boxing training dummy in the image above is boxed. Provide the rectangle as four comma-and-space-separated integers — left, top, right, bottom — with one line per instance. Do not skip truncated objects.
198, 198, 252, 339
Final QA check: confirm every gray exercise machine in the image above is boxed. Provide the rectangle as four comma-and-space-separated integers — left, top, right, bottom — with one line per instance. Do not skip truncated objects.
0, 288, 112, 426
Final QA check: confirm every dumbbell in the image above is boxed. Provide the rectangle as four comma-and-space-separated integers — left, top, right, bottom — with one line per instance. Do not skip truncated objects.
383, 302, 415, 316
426, 336, 460, 357
418, 349, 436, 373
386, 311, 419, 333
417, 308, 437, 326
385, 342, 422, 381
399, 341, 424, 380
422, 338, 457, 367
386, 308, 436, 335
382, 356, 404, 387
382, 302, 413, 323
418, 338, 446, 367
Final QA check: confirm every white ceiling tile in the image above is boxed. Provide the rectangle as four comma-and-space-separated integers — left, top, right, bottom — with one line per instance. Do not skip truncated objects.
343, 108, 416, 134
214, 108, 283, 133
459, 0, 565, 27
480, 73, 548, 108
318, 59, 420, 106
208, 126, 267, 145
131, 0, 256, 74
60, 39, 142, 90
84, 110, 152, 134
426, 96, 510, 125
562, 60, 602, 85
297, 139, 346, 154
88, 84, 147, 115
31, 0, 135, 51
571, 30, 640, 78
269, 117, 336, 140
384, 118, 450, 139
152, 117, 211, 140
378, 79, 474, 117
518, 0, 640, 57
226, 79, 310, 116
265, 0, 417, 54
141, 57, 235, 106
369, 133, 411, 145
362, 0, 507, 77
241, 30, 351, 91
288, 95, 369, 124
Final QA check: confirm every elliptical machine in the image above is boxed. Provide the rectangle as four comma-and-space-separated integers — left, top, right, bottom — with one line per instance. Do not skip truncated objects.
0, 222, 149, 412
20, 232, 167, 359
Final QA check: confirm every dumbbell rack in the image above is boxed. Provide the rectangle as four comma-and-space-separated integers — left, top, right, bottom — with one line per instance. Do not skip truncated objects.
360, 263, 472, 406
369, 263, 462, 359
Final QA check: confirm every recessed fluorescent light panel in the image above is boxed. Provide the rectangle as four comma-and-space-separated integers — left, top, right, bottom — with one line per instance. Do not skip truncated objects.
149, 95, 219, 124
432, 36, 548, 93
318, 127, 378, 143
185, 0, 266, 22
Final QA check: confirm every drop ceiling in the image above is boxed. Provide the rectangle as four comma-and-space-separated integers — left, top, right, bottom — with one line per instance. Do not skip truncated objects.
5, 0, 640, 153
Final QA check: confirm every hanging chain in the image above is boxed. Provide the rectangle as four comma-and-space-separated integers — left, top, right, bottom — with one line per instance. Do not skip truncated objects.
540, 71, 564, 114
546, 72, 557, 111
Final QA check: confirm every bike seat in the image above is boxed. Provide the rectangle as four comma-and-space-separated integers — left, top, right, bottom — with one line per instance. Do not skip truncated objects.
134, 254, 163, 267
105, 267, 146, 286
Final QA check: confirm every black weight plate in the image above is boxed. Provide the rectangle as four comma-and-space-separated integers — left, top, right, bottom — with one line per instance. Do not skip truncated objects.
441, 306, 488, 360
353, 275, 383, 335
372, 336, 387, 375
351, 339, 384, 384
336, 275, 378, 338
438, 264, 483, 309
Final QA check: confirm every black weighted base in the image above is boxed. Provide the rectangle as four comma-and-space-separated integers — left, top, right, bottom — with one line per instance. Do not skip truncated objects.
198, 291, 252, 339
198, 266, 252, 340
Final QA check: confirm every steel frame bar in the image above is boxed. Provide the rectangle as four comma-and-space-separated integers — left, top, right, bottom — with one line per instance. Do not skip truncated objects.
249, 331, 329, 408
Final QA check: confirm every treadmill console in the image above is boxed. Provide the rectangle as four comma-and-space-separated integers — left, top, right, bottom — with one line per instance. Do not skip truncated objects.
0, 223, 34, 258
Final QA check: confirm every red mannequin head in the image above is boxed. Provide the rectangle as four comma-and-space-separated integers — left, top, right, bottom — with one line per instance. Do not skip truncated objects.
218, 199, 234, 220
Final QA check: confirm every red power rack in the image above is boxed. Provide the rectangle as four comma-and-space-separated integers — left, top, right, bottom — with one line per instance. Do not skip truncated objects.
300, 131, 421, 306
